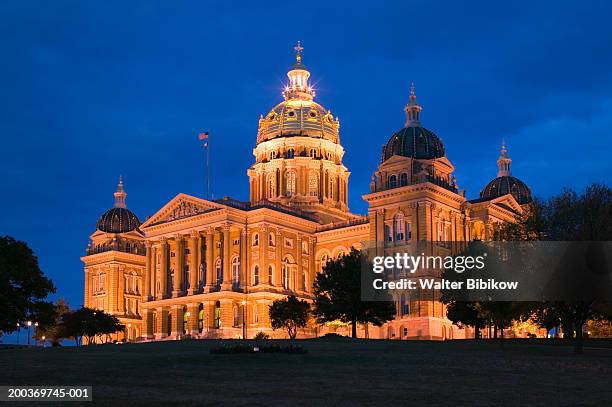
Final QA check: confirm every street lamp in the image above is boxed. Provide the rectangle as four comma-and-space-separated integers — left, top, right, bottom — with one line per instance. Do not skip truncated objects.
241, 300, 247, 339
126, 323, 132, 342
41, 335, 46, 347
26, 321, 32, 345
34, 322, 38, 344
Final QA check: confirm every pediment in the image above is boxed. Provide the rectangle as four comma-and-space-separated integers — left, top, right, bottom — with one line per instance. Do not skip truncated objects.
490, 194, 523, 214
140, 194, 223, 228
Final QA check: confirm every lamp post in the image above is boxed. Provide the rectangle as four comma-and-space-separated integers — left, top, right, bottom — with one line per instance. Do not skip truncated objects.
16, 323, 20, 345
26, 321, 32, 345
126, 323, 132, 342
241, 300, 247, 339
41, 335, 46, 347
34, 322, 38, 343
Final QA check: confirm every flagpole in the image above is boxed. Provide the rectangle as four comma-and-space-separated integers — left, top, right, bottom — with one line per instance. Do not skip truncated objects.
206, 139, 210, 200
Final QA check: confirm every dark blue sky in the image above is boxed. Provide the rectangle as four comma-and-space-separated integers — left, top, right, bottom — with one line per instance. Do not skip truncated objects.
1, 1, 612, 315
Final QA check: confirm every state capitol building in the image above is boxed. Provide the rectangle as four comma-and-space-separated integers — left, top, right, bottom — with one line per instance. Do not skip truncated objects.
82, 44, 533, 341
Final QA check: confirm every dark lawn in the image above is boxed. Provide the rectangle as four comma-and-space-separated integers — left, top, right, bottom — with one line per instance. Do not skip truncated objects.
1, 339, 611, 406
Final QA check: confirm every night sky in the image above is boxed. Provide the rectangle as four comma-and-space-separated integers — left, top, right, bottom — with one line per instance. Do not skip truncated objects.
1, 1, 611, 321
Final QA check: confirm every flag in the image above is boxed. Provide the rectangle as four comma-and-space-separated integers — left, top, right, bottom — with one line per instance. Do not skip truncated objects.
198, 132, 209, 140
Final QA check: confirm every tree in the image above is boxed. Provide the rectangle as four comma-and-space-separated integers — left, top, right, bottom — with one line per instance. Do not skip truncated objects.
0, 236, 55, 336
61, 307, 124, 345
269, 295, 310, 339
34, 298, 71, 346
313, 249, 395, 338
445, 301, 485, 339
498, 184, 612, 353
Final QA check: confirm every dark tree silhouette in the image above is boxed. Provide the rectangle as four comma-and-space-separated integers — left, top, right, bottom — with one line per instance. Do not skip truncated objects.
269, 295, 310, 339
313, 248, 395, 338
0, 236, 55, 336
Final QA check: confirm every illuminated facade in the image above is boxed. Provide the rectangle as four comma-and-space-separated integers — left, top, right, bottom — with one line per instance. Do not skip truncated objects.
82, 44, 532, 341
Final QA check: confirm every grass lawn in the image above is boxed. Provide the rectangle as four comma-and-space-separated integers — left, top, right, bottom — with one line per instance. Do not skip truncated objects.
1, 338, 611, 406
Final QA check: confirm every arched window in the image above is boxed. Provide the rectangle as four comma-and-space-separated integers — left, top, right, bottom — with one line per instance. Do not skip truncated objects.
286, 171, 296, 196
400, 173, 408, 186
328, 176, 334, 199
215, 258, 222, 283
253, 265, 259, 286
252, 233, 259, 247
302, 271, 307, 291
182, 307, 188, 334
269, 151, 277, 160
268, 265, 274, 284
269, 232, 275, 247
286, 148, 295, 158
253, 303, 258, 324
309, 148, 317, 158
167, 314, 172, 336
389, 175, 397, 189
214, 301, 221, 328
198, 304, 204, 333
231, 256, 240, 286
308, 172, 318, 196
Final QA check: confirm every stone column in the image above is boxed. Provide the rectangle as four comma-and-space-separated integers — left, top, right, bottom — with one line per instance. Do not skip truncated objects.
156, 307, 168, 339
159, 238, 168, 299
151, 245, 157, 297
296, 235, 303, 291
188, 231, 198, 295
240, 228, 247, 288
309, 237, 316, 291
143, 308, 154, 339
220, 298, 234, 330
83, 268, 91, 308
144, 241, 152, 300
187, 303, 199, 336
274, 230, 282, 287
205, 228, 214, 290
221, 224, 232, 290
173, 235, 184, 297
119, 265, 126, 313
170, 305, 183, 337
411, 204, 419, 241
260, 224, 269, 285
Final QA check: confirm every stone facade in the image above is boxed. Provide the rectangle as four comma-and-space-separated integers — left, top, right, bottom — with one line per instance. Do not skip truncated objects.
81, 44, 531, 341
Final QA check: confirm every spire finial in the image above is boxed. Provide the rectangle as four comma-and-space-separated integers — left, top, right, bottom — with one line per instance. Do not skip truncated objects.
404, 81, 422, 126
497, 141, 512, 177
114, 176, 127, 208
294, 41, 304, 64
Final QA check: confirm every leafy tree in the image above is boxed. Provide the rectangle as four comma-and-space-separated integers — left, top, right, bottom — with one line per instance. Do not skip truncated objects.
61, 307, 124, 345
0, 236, 55, 336
34, 298, 71, 346
498, 184, 612, 352
313, 249, 395, 338
445, 301, 485, 339
269, 295, 310, 339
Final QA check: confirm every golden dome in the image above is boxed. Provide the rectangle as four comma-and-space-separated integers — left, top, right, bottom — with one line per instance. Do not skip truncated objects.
256, 42, 340, 145
256, 100, 339, 144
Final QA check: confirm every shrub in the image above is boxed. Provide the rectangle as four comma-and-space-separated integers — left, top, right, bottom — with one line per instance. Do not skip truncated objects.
254, 331, 270, 340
